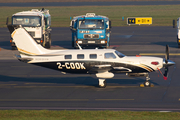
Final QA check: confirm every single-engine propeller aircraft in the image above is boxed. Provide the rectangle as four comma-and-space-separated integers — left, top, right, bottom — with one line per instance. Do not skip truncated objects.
8, 25, 175, 88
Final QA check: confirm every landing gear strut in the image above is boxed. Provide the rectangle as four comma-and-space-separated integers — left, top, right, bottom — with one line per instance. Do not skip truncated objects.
98, 79, 106, 88
144, 75, 151, 87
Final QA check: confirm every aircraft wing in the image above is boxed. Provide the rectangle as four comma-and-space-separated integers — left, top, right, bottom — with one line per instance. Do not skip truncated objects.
89, 64, 132, 73
88, 65, 132, 74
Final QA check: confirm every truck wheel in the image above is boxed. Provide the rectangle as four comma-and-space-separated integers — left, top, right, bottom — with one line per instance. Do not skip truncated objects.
74, 45, 78, 49
105, 41, 110, 48
178, 44, 180, 48
72, 41, 74, 47
46, 41, 51, 49
12, 46, 17, 50
177, 36, 180, 48
45, 33, 51, 49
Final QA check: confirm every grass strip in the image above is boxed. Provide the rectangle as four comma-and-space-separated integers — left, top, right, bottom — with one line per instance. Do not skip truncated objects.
0, 110, 180, 120
0, 5, 179, 28
0, 0, 177, 3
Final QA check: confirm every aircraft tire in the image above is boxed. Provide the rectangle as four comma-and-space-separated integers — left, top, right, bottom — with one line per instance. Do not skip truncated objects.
99, 80, 106, 88
144, 80, 150, 87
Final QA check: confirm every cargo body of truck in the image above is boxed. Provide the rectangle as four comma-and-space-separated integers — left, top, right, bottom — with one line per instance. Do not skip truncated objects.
7, 8, 51, 50
70, 13, 111, 48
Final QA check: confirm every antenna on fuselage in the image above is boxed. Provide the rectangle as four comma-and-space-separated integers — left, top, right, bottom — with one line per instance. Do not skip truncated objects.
77, 43, 82, 50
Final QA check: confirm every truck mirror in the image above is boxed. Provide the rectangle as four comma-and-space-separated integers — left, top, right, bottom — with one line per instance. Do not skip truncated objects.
72, 21, 74, 28
70, 21, 76, 30
6, 17, 9, 25
109, 21, 112, 28
173, 19, 175, 28
44, 17, 47, 25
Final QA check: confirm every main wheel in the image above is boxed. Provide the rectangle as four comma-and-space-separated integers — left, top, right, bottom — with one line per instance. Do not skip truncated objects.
99, 79, 107, 88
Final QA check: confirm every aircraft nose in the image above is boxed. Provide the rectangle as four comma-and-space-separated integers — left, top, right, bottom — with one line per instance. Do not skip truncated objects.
163, 59, 175, 67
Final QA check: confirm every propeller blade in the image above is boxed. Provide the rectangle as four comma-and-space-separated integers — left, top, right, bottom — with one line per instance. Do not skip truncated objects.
161, 45, 175, 80
163, 67, 168, 77
163, 45, 170, 80
165, 45, 169, 64
157, 67, 168, 80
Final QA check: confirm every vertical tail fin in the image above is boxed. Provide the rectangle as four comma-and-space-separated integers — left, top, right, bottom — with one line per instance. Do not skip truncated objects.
9, 25, 49, 56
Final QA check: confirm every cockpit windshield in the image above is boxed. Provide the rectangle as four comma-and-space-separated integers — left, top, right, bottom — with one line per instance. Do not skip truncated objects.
115, 51, 125, 58
78, 19, 104, 29
12, 16, 41, 27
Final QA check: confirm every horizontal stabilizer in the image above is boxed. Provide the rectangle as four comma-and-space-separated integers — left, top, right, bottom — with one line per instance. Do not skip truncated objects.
15, 54, 33, 63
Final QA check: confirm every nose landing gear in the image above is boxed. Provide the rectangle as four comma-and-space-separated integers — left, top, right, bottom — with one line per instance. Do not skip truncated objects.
140, 75, 154, 87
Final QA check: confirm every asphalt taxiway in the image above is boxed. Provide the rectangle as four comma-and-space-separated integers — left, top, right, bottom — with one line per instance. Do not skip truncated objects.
0, 26, 180, 111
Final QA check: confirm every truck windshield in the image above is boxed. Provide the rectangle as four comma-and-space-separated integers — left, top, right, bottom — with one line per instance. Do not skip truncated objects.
12, 16, 41, 27
78, 19, 104, 29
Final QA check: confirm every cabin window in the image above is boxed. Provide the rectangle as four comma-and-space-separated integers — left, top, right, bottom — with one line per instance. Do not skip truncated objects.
65, 55, 72, 59
90, 54, 97, 59
77, 54, 84, 59
104, 53, 116, 59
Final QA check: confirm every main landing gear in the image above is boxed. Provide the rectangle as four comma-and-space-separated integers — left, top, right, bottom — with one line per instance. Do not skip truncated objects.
98, 79, 107, 88
98, 75, 154, 88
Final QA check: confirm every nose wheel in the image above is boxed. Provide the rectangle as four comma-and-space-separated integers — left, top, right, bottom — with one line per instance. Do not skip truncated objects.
98, 79, 107, 88
140, 75, 154, 87
144, 80, 151, 87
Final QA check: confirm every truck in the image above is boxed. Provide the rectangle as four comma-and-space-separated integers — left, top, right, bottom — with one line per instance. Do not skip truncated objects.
6, 8, 51, 50
177, 18, 180, 48
70, 13, 111, 48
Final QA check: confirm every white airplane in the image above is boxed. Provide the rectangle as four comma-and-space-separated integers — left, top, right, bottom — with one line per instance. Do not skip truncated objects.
8, 25, 175, 88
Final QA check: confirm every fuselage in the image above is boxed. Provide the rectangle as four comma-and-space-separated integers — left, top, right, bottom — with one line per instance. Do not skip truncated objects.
21, 49, 163, 74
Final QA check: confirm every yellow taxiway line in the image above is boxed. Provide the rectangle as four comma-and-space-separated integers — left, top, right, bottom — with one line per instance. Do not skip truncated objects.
0, 99, 134, 101
139, 53, 180, 56
95, 99, 134, 101
0, 99, 89, 102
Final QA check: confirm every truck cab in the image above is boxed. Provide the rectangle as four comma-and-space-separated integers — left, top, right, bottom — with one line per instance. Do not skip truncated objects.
70, 13, 111, 49
7, 8, 51, 50
177, 17, 180, 48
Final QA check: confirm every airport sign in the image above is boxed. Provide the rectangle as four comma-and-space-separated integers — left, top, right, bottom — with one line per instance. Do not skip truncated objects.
127, 17, 152, 25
